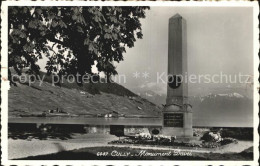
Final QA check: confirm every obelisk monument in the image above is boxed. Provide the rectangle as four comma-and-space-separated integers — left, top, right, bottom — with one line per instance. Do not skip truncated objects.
161, 14, 193, 137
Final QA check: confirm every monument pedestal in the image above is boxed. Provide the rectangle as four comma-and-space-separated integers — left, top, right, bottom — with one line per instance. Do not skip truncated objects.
161, 104, 192, 137
162, 104, 193, 138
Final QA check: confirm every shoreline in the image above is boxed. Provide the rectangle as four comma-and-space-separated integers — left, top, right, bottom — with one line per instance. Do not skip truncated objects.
8, 117, 254, 128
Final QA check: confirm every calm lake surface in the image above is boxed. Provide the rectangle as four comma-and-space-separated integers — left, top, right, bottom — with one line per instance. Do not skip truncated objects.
8, 117, 252, 127
9, 117, 161, 126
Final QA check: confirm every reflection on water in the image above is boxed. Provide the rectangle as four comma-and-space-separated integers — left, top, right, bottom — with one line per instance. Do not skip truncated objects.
8, 122, 157, 140
9, 117, 163, 126
8, 117, 164, 140
9, 117, 252, 127
8, 120, 254, 142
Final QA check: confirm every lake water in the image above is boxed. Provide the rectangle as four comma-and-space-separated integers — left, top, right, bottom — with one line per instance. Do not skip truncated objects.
9, 117, 161, 126
8, 117, 252, 127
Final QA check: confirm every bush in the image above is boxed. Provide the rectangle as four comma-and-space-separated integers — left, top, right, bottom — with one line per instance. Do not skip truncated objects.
153, 135, 176, 143
201, 132, 222, 142
135, 133, 152, 140
220, 137, 238, 145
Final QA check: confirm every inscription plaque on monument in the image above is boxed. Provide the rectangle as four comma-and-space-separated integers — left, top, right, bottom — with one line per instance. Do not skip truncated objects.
163, 113, 183, 127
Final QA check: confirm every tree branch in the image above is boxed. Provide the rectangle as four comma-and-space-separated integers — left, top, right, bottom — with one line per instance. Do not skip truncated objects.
46, 35, 69, 48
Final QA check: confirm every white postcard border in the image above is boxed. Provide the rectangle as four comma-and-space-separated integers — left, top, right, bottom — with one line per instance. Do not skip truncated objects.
1, 1, 259, 166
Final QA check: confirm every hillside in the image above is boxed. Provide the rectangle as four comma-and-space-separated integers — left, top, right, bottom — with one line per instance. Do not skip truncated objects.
8, 73, 161, 118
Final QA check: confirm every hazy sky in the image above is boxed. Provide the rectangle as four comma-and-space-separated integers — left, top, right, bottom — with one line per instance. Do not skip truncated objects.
114, 6, 254, 95
38, 6, 254, 95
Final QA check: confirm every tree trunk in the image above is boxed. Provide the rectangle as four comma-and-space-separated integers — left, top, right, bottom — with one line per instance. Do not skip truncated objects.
76, 51, 92, 85
106, 72, 111, 83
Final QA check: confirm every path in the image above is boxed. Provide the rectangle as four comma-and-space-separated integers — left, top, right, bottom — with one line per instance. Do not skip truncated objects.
8, 133, 253, 159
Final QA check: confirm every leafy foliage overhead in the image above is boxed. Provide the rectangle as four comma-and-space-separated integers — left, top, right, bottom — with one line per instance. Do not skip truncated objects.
8, 6, 149, 82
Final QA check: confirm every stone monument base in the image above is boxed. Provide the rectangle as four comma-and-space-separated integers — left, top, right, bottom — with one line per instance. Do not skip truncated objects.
162, 105, 193, 138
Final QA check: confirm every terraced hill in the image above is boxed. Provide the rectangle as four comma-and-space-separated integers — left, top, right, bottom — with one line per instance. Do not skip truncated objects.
8, 73, 161, 118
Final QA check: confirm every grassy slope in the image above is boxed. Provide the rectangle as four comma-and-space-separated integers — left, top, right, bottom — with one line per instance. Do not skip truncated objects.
9, 73, 161, 117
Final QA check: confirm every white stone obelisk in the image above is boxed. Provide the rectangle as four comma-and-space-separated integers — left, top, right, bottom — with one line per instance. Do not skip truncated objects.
161, 14, 193, 137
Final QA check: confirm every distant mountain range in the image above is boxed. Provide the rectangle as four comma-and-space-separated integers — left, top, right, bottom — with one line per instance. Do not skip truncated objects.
136, 89, 166, 107
134, 88, 253, 127
189, 93, 253, 127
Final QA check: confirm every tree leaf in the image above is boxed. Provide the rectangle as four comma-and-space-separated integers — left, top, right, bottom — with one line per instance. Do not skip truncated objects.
8, 6, 149, 81
77, 26, 84, 33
